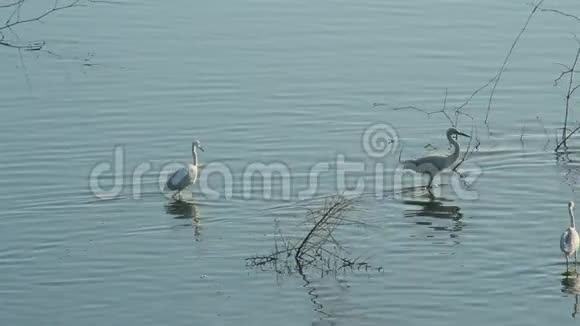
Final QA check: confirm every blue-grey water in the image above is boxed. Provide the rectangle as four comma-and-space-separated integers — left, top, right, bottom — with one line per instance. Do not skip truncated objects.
3, 0, 580, 324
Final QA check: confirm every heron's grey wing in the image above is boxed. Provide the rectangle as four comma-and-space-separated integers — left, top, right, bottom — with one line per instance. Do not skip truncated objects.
561, 228, 573, 255
405, 155, 447, 174
166, 168, 190, 191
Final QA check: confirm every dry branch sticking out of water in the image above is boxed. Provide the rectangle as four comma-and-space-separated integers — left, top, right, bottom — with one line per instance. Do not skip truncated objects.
0, 0, 88, 50
555, 43, 580, 152
246, 195, 382, 276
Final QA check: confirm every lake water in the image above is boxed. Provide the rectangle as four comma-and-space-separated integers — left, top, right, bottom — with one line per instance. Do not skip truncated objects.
3, 0, 580, 325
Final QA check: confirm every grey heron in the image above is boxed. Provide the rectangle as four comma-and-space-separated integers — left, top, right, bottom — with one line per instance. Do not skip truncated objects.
402, 127, 470, 189
166, 140, 204, 199
561, 201, 580, 273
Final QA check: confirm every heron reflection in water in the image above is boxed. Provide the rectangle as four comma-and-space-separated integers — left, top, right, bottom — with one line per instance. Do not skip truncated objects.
164, 200, 201, 240
562, 276, 580, 318
403, 194, 463, 243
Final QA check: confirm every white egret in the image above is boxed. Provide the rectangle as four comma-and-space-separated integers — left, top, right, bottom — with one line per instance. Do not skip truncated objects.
166, 140, 204, 199
561, 201, 580, 273
402, 127, 470, 188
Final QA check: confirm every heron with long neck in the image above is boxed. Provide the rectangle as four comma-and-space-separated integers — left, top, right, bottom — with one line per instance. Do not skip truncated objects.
561, 201, 580, 273
166, 140, 204, 200
402, 128, 470, 189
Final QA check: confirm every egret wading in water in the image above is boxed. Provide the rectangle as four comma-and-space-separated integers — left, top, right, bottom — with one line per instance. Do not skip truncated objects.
561, 201, 580, 273
166, 140, 204, 200
402, 128, 470, 189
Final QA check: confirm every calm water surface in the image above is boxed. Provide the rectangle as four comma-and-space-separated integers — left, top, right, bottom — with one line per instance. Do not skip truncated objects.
2, 0, 580, 325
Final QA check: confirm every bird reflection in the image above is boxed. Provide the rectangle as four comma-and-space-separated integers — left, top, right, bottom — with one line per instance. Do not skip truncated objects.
561, 276, 580, 318
403, 194, 463, 243
404, 197, 462, 220
164, 200, 201, 240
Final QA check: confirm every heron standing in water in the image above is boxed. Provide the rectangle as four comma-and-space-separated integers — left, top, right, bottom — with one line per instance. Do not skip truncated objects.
561, 201, 580, 273
402, 127, 470, 189
166, 140, 204, 200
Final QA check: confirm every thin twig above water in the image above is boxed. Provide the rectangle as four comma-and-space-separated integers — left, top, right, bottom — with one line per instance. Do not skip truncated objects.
555, 43, 580, 152
246, 194, 382, 276
485, 0, 545, 124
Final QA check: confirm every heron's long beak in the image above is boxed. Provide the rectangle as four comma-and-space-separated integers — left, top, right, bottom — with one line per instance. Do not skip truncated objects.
457, 131, 471, 138
199, 146, 205, 152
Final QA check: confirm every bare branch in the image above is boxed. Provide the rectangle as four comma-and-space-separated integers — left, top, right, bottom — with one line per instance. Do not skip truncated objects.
0, 0, 23, 9
541, 8, 580, 23
0, 39, 43, 50
453, 125, 480, 171
455, 76, 496, 113
246, 195, 381, 276
555, 62, 572, 71
0, 0, 81, 32
391, 105, 430, 115
485, 0, 545, 124
555, 45, 580, 151
0, 0, 86, 52
571, 83, 580, 96
557, 124, 580, 151
555, 70, 571, 86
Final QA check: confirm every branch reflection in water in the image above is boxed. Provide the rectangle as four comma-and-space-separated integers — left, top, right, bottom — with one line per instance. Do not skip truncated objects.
164, 199, 201, 240
556, 150, 580, 189
562, 276, 580, 319
403, 193, 464, 244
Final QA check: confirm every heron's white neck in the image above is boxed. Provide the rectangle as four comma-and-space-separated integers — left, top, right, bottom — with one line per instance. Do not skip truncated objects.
445, 132, 461, 167
570, 206, 576, 228
192, 145, 198, 166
